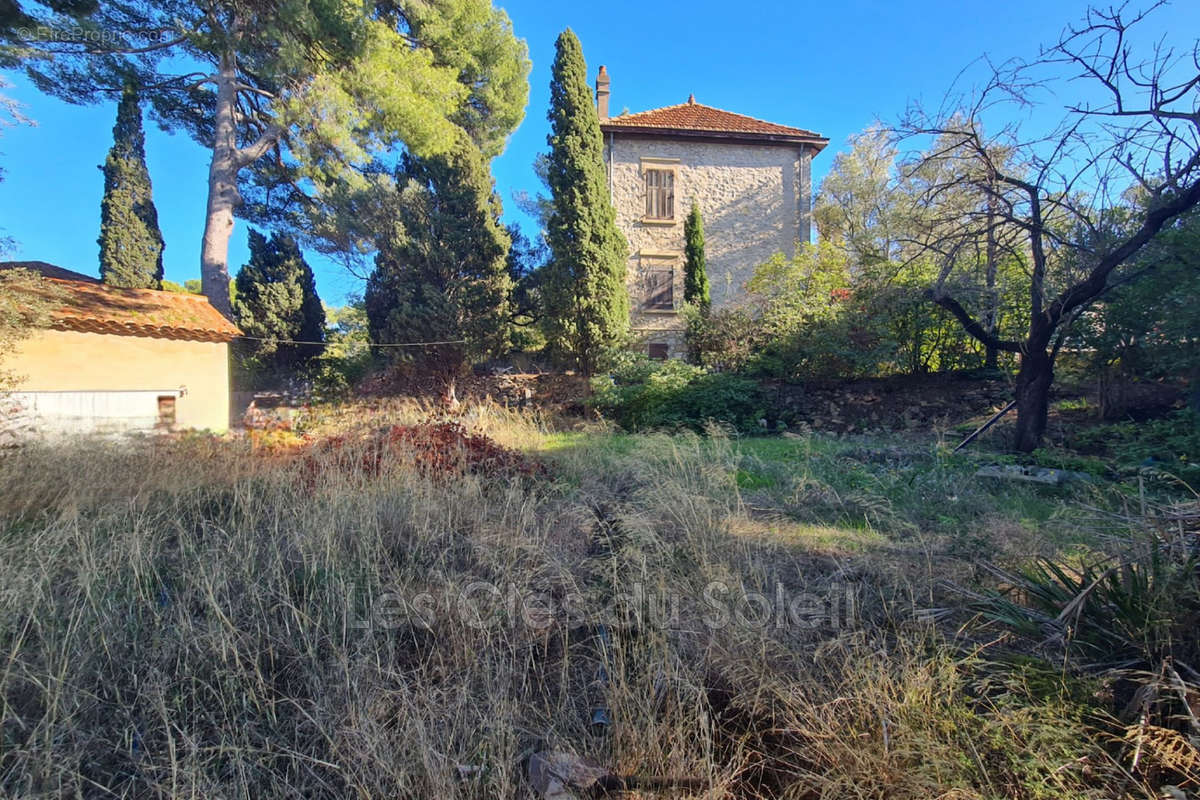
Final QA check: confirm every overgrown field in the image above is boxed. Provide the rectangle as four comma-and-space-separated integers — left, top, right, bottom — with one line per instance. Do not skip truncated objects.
1, 402, 1197, 798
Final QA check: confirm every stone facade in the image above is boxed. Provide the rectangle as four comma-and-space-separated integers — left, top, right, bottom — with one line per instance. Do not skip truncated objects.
604, 135, 815, 354
597, 80, 826, 360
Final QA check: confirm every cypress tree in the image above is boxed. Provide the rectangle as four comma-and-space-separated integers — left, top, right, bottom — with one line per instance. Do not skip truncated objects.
683, 201, 709, 311
234, 230, 325, 374
542, 29, 628, 375
364, 131, 512, 377
98, 85, 164, 288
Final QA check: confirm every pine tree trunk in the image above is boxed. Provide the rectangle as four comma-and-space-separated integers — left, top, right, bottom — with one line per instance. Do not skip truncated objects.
201, 52, 241, 319
1012, 348, 1053, 452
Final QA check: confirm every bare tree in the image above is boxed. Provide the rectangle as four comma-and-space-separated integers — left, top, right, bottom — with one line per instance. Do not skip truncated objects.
899, 2, 1200, 451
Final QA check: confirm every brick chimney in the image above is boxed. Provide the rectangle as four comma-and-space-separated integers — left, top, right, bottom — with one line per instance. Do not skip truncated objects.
596, 65, 610, 120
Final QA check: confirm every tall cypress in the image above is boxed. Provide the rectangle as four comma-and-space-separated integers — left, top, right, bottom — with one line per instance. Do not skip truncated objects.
234, 230, 325, 372
683, 201, 710, 310
542, 29, 628, 375
364, 131, 512, 376
98, 85, 164, 288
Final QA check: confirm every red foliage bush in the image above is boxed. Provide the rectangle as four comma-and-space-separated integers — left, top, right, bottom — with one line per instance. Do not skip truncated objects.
307, 421, 545, 481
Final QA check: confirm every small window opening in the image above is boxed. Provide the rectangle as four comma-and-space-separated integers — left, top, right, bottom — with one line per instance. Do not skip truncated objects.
647, 342, 670, 360
157, 395, 177, 428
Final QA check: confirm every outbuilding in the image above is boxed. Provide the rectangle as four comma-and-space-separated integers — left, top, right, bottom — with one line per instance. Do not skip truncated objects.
1, 261, 240, 435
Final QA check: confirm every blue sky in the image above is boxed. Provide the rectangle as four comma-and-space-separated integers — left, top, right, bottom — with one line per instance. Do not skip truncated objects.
2, 0, 1198, 305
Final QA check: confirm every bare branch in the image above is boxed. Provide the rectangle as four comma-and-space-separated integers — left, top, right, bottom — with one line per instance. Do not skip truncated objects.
924, 289, 1023, 352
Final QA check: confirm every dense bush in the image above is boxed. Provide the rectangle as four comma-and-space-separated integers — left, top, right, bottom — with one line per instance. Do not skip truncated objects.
977, 520, 1200, 777
1069, 208, 1200, 416
682, 304, 762, 373
683, 249, 886, 380
744, 247, 892, 379
590, 355, 769, 432
982, 545, 1200, 671
684, 244, 1015, 382
297, 300, 372, 401
1070, 409, 1200, 481
309, 352, 372, 402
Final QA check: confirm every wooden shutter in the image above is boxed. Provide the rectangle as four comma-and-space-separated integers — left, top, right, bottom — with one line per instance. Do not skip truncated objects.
645, 268, 674, 310
644, 169, 675, 219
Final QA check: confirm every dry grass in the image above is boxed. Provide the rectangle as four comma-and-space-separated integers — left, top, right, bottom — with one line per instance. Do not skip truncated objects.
0, 402, 1165, 798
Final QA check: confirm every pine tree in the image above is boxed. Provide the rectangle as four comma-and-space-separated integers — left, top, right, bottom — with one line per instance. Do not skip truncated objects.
364, 131, 512, 377
234, 229, 325, 374
98, 85, 164, 289
14, 0, 529, 318
683, 201, 709, 311
542, 29, 628, 375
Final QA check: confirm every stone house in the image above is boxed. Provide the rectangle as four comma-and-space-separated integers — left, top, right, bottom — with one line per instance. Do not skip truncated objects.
1, 261, 240, 436
597, 66, 828, 358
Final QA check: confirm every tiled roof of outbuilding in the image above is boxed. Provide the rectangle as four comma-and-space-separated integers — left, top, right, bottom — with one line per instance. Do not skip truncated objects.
1, 262, 240, 343
0, 260, 100, 283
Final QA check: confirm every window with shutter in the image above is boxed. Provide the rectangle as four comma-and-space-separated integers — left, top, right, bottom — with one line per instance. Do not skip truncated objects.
644, 268, 674, 310
644, 169, 675, 220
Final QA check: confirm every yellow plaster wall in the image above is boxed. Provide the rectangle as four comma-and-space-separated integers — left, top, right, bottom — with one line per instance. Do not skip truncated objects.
6, 329, 232, 431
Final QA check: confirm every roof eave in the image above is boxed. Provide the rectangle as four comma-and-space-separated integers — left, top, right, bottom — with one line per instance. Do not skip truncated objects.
599, 124, 829, 153
48, 319, 241, 343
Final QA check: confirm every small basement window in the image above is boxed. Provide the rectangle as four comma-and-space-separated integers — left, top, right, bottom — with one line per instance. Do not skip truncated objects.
647, 343, 670, 360
157, 395, 177, 428
644, 168, 675, 220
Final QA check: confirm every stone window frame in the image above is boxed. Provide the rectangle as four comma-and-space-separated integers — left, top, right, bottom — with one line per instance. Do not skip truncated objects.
639, 157, 680, 225
638, 250, 682, 313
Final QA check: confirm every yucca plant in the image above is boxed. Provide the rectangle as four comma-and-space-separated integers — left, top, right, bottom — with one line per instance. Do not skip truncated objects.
974, 523, 1200, 787
979, 546, 1200, 669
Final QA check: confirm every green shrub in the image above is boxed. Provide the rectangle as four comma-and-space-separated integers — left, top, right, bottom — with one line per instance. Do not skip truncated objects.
1070, 409, 1200, 480
309, 345, 373, 403
311, 300, 374, 401
682, 303, 763, 373
591, 354, 769, 432
309, 357, 362, 402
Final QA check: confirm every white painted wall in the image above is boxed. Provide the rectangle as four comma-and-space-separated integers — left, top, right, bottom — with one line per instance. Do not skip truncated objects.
2, 389, 182, 439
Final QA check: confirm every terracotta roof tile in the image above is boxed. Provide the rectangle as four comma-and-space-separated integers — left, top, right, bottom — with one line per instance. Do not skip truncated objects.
19, 276, 241, 343
602, 100, 827, 146
0, 260, 100, 282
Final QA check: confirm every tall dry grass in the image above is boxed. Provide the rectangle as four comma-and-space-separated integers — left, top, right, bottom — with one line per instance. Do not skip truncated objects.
0, 406, 1157, 798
